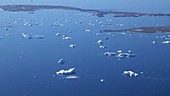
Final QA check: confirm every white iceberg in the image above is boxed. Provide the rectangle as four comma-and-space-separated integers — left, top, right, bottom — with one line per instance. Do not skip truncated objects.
69, 44, 76, 48
21, 33, 33, 39
62, 35, 72, 40
99, 45, 106, 49
97, 40, 103, 45
162, 41, 170, 44
56, 68, 76, 76
104, 52, 116, 57
122, 71, 139, 77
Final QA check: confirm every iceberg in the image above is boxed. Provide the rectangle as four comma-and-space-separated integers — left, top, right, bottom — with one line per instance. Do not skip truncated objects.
122, 71, 139, 77
69, 44, 76, 48
162, 41, 170, 44
104, 52, 116, 57
62, 35, 72, 40
97, 40, 103, 45
56, 67, 76, 76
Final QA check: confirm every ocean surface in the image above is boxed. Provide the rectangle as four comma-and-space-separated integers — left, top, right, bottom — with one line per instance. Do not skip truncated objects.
0, 0, 170, 96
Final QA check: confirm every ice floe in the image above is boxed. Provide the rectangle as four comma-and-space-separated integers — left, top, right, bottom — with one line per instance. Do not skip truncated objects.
69, 44, 76, 48
62, 35, 72, 40
21, 33, 33, 39
65, 75, 79, 79
100, 79, 104, 83
162, 41, 170, 44
83, 29, 91, 32
104, 52, 116, 57
99, 45, 106, 49
21, 33, 44, 39
103, 50, 136, 60
56, 33, 60, 36
58, 58, 65, 64
5, 34, 10, 36
122, 71, 139, 77
56, 67, 76, 76
117, 53, 136, 59
97, 40, 103, 45
152, 41, 156, 44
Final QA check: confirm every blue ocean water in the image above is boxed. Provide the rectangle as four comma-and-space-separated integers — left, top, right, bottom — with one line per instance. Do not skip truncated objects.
0, 0, 170, 96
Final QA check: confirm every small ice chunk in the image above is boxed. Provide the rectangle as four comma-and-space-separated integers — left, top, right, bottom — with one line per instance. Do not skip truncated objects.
152, 41, 156, 44
127, 54, 136, 58
99, 45, 106, 49
96, 33, 101, 36
105, 37, 108, 40
4, 27, 9, 31
62, 35, 72, 40
56, 68, 76, 76
21, 33, 33, 39
56, 33, 60, 36
117, 50, 122, 53
162, 41, 170, 44
35, 35, 44, 39
122, 71, 138, 77
58, 58, 65, 64
5, 34, 10, 36
117, 53, 129, 58
128, 50, 132, 53
104, 52, 116, 56
99, 22, 103, 25
65, 75, 79, 79
83, 29, 91, 32
97, 40, 103, 45
100, 79, 104, 82
0, 8, 3, 11
69, 44, 76, 48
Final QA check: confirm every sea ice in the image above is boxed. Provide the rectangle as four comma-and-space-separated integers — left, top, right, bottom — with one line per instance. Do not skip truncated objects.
97, 40, 103, 45
152, 41, 156, 44
65, 75, 79, 79
100, 79, 104, 82
117, 50, 122, 53
21, 33, 33, 39
56, 67, 76, 76
34, 35, 44, 39
99, 45, 106, 49
162, 41, 170, 44
58, 58, 65, 64
56, 33, 60, 36
117, 53, 136, 59
122, 71, 138, 77
69, 44, 76, 48
104, 52, 116, 57
83, 29, 91, 32
62, 35, 72, 40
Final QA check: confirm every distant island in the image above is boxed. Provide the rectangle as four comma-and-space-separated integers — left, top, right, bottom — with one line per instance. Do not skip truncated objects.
100, 26, 170, 33
1, 5, 170, 33
0, 5, 170, 17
